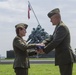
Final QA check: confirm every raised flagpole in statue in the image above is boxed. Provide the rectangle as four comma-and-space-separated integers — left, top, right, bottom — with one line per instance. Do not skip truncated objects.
28, 1, 40, 25
27, 1, 50, 58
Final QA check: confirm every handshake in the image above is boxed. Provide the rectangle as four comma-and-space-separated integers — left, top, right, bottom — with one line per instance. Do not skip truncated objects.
35, 43, 45, 54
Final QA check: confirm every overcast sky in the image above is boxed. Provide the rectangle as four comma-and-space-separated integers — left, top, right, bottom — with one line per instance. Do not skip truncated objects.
0, 0, 76, 57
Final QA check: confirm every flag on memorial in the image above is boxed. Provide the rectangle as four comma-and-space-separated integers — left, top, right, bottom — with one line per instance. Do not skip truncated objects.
28, 2, 31, 19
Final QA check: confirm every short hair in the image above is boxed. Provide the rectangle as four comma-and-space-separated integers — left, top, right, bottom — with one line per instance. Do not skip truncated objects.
16, 27, 23, 35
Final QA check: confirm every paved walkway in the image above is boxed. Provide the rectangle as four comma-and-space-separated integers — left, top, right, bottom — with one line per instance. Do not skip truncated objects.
0, 59, 55, 64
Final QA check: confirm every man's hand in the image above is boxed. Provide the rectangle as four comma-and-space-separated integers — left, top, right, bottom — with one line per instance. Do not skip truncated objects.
35, 43, 45, 54
37, 49, 45, 54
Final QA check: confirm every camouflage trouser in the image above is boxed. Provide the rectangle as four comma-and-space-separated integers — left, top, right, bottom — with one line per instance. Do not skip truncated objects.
14, 68, 28, 75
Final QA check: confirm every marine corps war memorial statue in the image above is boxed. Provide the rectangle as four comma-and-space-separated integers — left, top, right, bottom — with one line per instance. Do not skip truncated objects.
26, 25, 50, 44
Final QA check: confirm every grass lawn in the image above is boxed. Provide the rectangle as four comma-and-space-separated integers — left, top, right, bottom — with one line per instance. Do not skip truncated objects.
0, 64, 76, 75
4, 58, 55, 60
